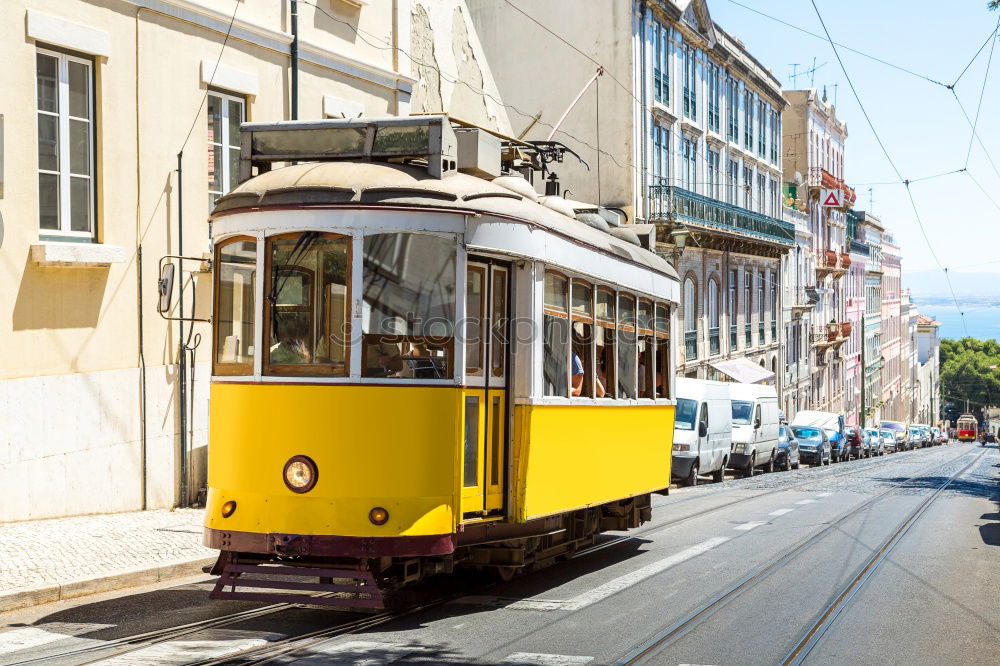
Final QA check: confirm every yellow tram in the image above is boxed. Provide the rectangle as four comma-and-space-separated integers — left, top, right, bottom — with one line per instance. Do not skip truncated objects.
203, 116, 680, 609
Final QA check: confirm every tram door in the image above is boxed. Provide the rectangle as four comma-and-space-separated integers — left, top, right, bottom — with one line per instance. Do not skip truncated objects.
461, 260, 509, 518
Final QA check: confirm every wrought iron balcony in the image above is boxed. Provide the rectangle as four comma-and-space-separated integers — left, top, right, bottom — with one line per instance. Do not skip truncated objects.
648, 186, 795, 247
685, 330, 698, 360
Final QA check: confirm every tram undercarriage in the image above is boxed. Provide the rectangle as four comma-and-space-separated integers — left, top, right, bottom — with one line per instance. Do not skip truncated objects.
207, 495, 654, 611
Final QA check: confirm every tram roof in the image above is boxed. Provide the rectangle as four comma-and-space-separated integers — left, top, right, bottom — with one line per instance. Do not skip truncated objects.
211, 161, 678, 282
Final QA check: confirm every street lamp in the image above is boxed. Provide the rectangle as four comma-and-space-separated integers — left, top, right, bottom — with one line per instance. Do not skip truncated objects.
668, 223, 690, 266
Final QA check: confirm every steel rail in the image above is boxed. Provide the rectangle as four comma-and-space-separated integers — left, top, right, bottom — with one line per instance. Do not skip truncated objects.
613, 446, 983, 665
781, 448, 987, 665
8, 446, 957, 666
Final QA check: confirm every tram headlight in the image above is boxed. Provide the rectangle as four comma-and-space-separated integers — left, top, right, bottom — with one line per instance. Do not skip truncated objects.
369, 507, 389, 526
283, 455, 318, 494
221, 500, 237, 518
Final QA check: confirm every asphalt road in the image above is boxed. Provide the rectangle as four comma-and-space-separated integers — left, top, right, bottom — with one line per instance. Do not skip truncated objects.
1, 441, 997, 666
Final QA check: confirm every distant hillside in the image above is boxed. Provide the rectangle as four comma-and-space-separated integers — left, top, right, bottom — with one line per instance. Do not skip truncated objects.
904, 270, 1000, 299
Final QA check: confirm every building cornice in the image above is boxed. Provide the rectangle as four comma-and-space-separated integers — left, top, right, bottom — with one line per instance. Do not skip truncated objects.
124, 0, 415, 93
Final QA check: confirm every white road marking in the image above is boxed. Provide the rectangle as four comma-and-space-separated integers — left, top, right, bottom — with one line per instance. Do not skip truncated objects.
97, 630, 282, 665
556, 537, 730, 611
769, 508, 795, 516
0, 624, 112, 655
502, 652, 594, 665
817, 492, 832, 497
795, 499, 817, 505
733, 521, 767, 531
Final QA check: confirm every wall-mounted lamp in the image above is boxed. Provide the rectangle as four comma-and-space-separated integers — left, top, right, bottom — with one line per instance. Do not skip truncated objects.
668, 224, 690, 265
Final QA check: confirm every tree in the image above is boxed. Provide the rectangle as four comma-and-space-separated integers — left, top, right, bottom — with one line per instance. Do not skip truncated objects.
939, 337, 1000, 416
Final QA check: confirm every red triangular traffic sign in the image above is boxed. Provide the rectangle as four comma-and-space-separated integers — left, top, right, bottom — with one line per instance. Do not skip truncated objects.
823, 192, 840, 206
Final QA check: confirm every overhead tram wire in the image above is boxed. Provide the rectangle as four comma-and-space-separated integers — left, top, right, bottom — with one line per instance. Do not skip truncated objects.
723, 0, 949, 88
963, 12, 1000, 168
809, 0, 969, 338
951, 16, 1000, 88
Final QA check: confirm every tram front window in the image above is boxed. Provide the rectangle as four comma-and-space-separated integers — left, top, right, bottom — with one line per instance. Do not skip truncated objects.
362, 233, 456, 378
265, 232, 350, 376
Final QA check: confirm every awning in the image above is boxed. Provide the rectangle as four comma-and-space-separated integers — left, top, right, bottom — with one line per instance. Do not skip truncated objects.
709, 357, 775, 385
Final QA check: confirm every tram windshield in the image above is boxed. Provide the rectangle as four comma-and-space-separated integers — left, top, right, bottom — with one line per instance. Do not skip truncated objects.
362, 232, 456, 378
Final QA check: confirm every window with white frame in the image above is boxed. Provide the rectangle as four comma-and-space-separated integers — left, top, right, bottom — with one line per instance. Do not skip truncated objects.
653, 22, 670, 105
756, 173, 766, 214
208, 90, 246, 208
707, 149, 720, 200
757, 99, 766, 157
769, 177, 778, 217
743, 90, 753, 150
683, 45, 697, 120
743, 165, 753, 209
36, 48, 95, 237
681, 137, 697, 191
770, 109, 780, 164
727, 158, 738, 204
708, 63, 720, 133
652, 123, 670, 184
726, 76, 739, 142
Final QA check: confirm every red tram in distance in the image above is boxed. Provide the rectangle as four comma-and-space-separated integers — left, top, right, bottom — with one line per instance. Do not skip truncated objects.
956, 414, 978, 442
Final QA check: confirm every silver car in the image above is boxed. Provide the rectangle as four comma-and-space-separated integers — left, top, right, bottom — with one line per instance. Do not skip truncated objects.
880, 429, 897, 453
865, 427, 885, 456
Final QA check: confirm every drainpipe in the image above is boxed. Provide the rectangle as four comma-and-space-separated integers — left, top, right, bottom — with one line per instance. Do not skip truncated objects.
177, 151, 189, 509
639, 0, 648, 222
290, 0, 299, 120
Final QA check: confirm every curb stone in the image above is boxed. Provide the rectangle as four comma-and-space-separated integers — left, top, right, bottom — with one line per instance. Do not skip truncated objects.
0, 557, 217, 614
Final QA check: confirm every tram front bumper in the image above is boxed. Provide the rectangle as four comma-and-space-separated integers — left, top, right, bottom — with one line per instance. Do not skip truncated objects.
204, 527, 457, 558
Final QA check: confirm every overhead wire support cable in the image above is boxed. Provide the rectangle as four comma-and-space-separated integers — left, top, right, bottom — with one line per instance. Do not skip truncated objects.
949, 89, 1000, 182
810, 0, 969, 338
724, 0, 949, 88
963, 12, 1000, 168
951, 18, 1000, 88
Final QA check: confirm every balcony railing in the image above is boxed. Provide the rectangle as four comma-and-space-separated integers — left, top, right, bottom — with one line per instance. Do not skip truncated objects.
730, 323, 738, 350
709, 327, 720, 355
685, 330, 697, 359
648, 186, 795, 247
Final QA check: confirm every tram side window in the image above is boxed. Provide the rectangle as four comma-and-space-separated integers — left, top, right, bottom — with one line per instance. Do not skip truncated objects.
618, 294, 638, 399
214, 237, 257, 375
265, 233, 350, 376
596, 287, 617, 398
637, 299, 655, 398
362, 233, 456, 379
655, 303, 671, 398
571, 280, 596, 397
465, 266, 486, 377
543, 272, 570, 397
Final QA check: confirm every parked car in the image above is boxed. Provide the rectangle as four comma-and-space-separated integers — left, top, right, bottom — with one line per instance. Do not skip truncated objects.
792, 411, 847, 462
930, 426, 942, 445
729, 384, 781, 477
908, 425, 927, 449
777, 425, 801, 471
845, 425, 869, 459
880, 428, 897, 453
882, 421, 908, 451
672, 378, 733, 486
864, 427, 885, 456
791, 426, 831, 466
938, 428, 949, 444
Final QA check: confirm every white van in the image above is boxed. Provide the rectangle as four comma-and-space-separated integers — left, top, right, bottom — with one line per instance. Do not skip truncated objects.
728, 384, 780, 476
672, 378, 733, 486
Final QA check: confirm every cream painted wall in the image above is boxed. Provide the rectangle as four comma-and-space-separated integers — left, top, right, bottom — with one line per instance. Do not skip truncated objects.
0, 0, 414, 521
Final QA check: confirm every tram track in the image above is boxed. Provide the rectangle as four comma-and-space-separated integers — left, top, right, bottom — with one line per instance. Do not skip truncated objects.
613, 446, 986, 665
7, 446, 961, 666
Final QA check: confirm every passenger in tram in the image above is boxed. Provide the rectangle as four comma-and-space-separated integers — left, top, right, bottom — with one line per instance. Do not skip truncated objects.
595, 358, 608, 398
366, 341, 405, 377
571, 352, 585, 397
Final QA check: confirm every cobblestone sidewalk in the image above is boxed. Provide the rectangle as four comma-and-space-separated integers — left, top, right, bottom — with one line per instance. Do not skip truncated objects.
0, 509, 215, 612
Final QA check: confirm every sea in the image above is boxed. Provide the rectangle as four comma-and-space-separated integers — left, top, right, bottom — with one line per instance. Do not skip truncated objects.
909, 302, 1000, 342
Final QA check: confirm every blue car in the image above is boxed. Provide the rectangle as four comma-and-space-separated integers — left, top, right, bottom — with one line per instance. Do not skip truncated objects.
777, 425, 801, 471
791, 426, 831, 466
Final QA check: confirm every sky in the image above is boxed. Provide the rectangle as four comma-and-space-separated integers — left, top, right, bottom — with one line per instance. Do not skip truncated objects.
709, 0, 1000, 281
